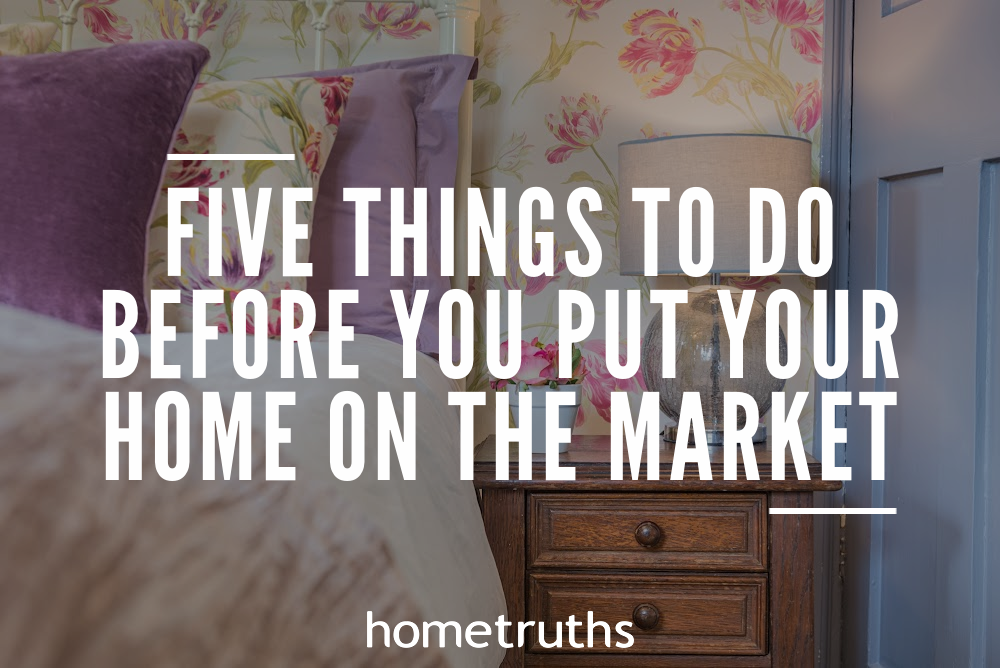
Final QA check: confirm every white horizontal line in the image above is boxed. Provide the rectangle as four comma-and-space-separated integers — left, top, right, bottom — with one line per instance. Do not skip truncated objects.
769, 508, 897, 515
166, 154, 295, 161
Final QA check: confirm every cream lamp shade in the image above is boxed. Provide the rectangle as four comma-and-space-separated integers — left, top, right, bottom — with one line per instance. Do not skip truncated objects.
617, 133, 813, 276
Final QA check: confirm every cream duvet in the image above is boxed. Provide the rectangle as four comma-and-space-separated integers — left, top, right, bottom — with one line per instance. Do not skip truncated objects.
0, 305, 505, 668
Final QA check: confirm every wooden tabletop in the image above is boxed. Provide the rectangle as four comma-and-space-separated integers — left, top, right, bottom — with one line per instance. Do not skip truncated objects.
474, 434, 843, 492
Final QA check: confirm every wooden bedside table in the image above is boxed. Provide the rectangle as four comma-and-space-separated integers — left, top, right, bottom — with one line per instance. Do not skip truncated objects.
474, 435, 842, 668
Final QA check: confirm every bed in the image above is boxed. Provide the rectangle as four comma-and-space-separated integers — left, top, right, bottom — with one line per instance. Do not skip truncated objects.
0, 1, 505, 666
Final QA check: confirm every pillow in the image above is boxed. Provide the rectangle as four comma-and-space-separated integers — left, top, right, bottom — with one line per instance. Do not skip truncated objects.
0, 22, 57, 56
0, 41, 209, 332
147, 76, 354, 336
295, 55, 477, 355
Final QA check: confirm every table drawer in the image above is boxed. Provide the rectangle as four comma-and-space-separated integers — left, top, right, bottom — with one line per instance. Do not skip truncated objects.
528, 493, 766, 571
527, 572, 768, 655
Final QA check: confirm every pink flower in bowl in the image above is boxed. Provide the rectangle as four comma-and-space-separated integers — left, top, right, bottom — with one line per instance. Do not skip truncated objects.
492, 338, 585, 390
536, 342, 585, 384
495, 338, 550, 388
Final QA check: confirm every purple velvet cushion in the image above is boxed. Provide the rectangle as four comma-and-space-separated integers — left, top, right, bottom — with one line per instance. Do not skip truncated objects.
0, 41, 209, 332
297, 55, 476, 354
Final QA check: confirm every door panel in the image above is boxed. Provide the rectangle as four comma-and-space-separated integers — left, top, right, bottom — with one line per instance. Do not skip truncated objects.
877, 170, 944, 668
876, 167, 979, 667
974, 161, 1000, 666
846, 0, 1000, 666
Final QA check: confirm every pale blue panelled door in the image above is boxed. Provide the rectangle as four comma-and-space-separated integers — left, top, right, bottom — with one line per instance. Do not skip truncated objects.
844, 0, 1000, 666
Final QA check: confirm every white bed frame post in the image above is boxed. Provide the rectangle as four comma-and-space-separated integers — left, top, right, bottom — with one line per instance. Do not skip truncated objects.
182, 0, 212, 41
433, 0, 478, 303
302, 0, 336, 70
54, 0, 84, 52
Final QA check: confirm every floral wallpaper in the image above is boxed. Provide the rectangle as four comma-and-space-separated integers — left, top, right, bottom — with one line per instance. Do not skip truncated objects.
9, 0, 824, 449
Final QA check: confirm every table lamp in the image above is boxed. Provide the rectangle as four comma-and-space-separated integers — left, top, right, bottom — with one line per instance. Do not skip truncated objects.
617, 133, 812, 444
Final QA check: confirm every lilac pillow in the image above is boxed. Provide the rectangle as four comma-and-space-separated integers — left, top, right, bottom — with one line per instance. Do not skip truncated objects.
297, 55, 477, 354
0, 41, 209, 332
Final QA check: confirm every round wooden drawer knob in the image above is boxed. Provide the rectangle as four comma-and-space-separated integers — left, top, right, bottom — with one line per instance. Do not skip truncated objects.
632, 603, 660, 631
634, 521, 662, 547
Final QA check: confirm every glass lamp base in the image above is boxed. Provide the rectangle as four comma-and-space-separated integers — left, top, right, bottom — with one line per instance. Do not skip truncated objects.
664, 423, 768, 445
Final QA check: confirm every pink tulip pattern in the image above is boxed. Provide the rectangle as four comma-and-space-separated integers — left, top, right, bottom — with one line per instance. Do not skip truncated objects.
45, 0, 133, 44
360, 3, 431, 40
618, 9, 698, 98
792, 80, 822, 133
329, 2, 432, 67
619, 1, 823, 141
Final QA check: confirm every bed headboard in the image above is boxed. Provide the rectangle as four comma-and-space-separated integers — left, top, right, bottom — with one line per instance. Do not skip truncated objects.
53, 0, 477, 303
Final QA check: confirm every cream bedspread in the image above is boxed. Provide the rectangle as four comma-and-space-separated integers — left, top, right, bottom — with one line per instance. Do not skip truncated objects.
0, 305, 505, 668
